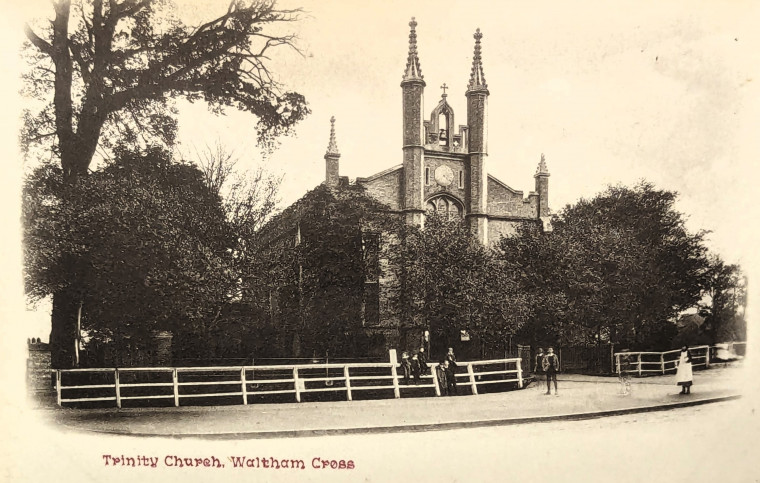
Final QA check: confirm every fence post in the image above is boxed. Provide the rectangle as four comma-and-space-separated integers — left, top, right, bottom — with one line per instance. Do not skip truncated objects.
637, 354, 642, 376
344, 365, 352, 401
389, 350, 400, 399
615, 354, 620, 374
55, 370, 62, 406
172, 368, 179, 407
293, 368, 301, 403
705, 347, 711, 368
516, 359, 524, 388
467, 364, 479, 396
241, 368, 248, 405
661, 353, 665, 374
431, 364, 441, 396
114, 369, 121, 409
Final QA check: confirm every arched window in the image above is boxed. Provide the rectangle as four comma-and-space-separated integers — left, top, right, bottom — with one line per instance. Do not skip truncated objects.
426, 195, 463, 220
438, 112, 449, 146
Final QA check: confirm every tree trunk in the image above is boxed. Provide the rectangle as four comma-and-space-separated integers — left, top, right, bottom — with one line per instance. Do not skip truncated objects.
49, 287, 80, 369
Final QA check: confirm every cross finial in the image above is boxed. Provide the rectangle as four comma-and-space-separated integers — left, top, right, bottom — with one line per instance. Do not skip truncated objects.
440, 83, 448, 97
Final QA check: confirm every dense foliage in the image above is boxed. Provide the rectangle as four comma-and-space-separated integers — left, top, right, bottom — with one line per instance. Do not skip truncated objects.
393, 215, 525, 358
21, 0, 309, 366
24, 148, 236, 357
499, 182, 713, 350
246, 184, 401, 358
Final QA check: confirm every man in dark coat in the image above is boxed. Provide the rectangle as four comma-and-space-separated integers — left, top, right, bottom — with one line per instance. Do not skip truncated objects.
418, 347, 429, 376
436, 360, 449, 396
410, 354, 421, 385
400, 351, 411, 385
534, 347, 545, 391
542, 347, 559, 396
445, 347, 458, 395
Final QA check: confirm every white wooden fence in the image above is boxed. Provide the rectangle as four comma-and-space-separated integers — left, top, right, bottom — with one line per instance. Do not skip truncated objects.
53, 352, 524, 408
614, 342, 746, 376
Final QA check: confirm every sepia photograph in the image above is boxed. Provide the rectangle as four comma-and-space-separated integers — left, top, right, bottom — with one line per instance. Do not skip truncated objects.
1, 0, 758, 481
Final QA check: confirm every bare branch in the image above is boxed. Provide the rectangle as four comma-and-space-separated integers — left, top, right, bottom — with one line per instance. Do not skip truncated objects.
24, 24, 54, 57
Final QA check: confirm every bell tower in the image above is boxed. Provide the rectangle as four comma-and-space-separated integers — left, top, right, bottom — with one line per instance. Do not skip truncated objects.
466, 29, 489, 244
401, 17, 426, 227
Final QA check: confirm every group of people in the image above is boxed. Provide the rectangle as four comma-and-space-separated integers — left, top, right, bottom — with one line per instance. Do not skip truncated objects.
533, 347, 560, 395
399, 347, 429, 385
400, 347, 459, 396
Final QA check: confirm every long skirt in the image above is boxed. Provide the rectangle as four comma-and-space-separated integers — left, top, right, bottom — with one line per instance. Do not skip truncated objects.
675, 362, 693, 387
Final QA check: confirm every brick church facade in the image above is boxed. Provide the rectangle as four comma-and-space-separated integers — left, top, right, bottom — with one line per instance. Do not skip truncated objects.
258, 19, 553, 357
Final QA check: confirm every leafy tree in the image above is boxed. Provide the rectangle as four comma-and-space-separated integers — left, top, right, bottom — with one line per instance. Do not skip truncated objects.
500, 182, 710, 350
22, 0, 309, 366
23, 147, 236, 362
247, 184, 400, 358
700, 256, 747, 343
396, 215, 524, 359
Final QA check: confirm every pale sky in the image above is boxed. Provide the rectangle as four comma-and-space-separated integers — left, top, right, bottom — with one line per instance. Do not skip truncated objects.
176, 0, 759, 266
2, 0, 759, 342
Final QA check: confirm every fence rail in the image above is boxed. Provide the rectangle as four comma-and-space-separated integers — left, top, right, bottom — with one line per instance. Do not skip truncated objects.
53, 352, 524, 408
614, 342, 746, 376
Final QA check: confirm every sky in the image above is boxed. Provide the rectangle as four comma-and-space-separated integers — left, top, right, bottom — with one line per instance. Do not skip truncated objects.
2, 0, 759, 341
174, 0, 758, 265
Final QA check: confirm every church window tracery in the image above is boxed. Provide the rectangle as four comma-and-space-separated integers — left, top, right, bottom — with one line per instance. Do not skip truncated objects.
426, 194, 463, 220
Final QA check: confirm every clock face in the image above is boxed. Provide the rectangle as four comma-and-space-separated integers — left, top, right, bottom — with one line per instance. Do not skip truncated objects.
434, 165, 455, 187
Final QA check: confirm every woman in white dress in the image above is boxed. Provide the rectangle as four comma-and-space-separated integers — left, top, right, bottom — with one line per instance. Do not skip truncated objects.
675, 345, 693, 394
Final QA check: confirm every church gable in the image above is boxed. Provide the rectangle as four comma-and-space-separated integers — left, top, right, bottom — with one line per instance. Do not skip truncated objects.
356, 165, 404, 211
487, 174, 539, 219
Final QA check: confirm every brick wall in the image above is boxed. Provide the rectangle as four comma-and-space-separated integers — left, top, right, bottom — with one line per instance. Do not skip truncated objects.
360, 167, 404, 210
487, 176, 539, 218
26, 339, 53, 395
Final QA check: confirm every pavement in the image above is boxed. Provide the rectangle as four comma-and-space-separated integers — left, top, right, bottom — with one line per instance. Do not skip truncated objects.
42, 365, 744, 439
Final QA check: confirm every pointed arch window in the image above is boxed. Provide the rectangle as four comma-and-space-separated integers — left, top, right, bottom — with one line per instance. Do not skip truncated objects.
426, 194, 463, 220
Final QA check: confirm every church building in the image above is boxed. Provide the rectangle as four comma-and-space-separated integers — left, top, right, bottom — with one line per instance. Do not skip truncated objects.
256, 18, 554, 358
326, 18, 552, 244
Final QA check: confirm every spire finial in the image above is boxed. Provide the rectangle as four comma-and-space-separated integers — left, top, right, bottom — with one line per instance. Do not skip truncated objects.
536, 153, 550, 176
326, 116, 339, 156
402, 17, 424, 82
440, 83, 448, 97
468, 28, 488, 91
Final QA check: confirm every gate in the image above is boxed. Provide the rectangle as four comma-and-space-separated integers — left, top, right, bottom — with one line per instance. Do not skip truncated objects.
558, 344, 614, 374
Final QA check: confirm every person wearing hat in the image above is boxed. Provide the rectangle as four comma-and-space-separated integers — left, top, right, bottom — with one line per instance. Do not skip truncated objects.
542, 347, 559, 396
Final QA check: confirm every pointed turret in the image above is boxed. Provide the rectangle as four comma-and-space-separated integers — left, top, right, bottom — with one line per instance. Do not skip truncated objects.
402, 17, 424, 83
324, 116, 340, 188
535, 153, 550, 177
466, 28, 489, 244
534, 153, 550, 218
467, 29, 488, 93
401, 18, 426, 227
